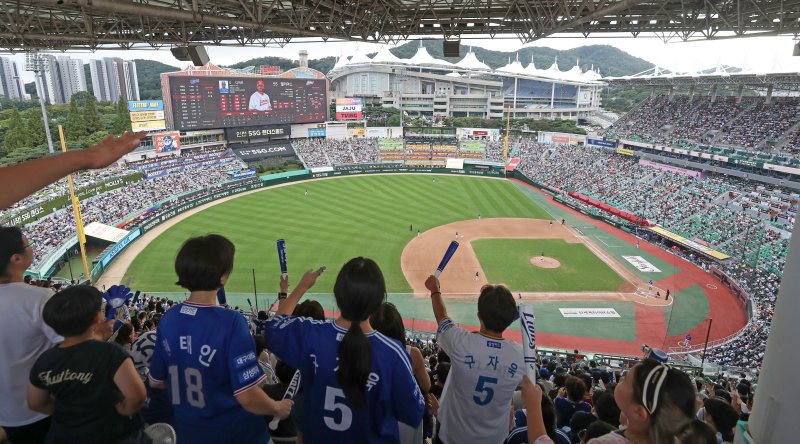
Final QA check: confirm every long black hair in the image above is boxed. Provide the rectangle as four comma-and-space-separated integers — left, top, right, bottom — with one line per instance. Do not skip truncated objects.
370, 302, 405, 343
334, 257, 386, 408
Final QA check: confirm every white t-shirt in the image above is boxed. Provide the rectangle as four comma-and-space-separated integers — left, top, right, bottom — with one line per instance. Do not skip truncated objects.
436, 318, 524, 444
248, 92, 272, 111
0, 283, 62, 426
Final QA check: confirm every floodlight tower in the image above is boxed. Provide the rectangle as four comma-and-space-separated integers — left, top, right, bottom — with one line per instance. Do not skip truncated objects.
25, 52, 55, 154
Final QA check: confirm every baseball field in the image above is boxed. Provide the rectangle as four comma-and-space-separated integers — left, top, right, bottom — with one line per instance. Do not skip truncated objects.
110, 174, 746, 355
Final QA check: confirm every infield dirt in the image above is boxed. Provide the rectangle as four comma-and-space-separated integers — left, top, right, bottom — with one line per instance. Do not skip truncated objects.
400, 218, 670, 306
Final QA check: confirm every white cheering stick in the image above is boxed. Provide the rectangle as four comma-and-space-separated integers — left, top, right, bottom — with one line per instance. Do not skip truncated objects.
434, 241, 460, 278
269, 370, 301, 430
518, 294, 538, 381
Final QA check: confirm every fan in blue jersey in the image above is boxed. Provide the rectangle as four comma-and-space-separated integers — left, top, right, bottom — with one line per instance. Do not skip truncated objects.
424, 275, 525, 444
148, 235, 293, 444
252, 311, 268, 336
265, 258, 425, 444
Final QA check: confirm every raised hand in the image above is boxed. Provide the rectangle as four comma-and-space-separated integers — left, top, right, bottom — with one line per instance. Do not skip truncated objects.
425, 275, 440, 293
83, 132, 147, 169
297, 267, 326, 292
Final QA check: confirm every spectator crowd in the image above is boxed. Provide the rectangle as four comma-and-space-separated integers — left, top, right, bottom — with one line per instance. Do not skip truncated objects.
1, 226, 755, 444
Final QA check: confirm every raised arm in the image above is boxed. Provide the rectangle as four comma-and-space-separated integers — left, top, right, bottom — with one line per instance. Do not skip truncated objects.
275, 267, 325, 316
0, 132, 145, 210
425, 275, 448, 325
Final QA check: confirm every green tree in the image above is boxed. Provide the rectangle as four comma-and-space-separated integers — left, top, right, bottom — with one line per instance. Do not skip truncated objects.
64, 99, 84, 142
24, 108, 46, 147
2, 110, 27, 153
110, 99, 130, 134
82, 95, 103, 134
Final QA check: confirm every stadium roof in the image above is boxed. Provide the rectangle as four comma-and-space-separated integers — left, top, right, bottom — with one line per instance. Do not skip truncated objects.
455, 48, 491, 71
498, 55, 528, 75
408, 44, 454, 67
604, 69, 800, 92
372, 46, 404, 64
329, 47, 603, 86
3, 0, 800, 51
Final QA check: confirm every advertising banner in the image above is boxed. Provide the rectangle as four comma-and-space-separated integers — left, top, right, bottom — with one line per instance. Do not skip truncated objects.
639, 159, 703, 178
84, 222, 130, 243
335, 98, 363, 106
308, 128, 326, 138
616, 147, 635, 156
131, 120, 167, 131
1, 173, 143, 227
128, 100, 164, 112
225, 125, 290, 142
130, 110, 166, 122
336, 112, 363, 120
559, 308, 621, 318
154, 132, 181, 153
621, 256, 662, 273
587, 138, 617, 148
232, 143, 296, 161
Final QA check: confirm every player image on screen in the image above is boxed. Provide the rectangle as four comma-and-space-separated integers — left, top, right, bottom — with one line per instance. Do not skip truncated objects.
249, 80, 272, 112
169, 76, 326, 130
160, 135, 178, 152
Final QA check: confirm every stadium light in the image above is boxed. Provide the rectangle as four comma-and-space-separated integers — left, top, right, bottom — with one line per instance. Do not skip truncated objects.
24, 52, 55, 155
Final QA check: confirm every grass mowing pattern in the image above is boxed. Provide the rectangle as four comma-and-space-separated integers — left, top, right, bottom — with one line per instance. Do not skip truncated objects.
472, 238, 625, 292
663, 284, 710, 336
124, 175, 552, 293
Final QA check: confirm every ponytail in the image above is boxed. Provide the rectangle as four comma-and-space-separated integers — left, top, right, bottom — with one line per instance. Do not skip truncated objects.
338, 322, 373, 408
334, 257, 386, 409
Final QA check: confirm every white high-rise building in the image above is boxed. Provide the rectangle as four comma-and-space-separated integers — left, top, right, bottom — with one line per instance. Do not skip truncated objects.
41, 55, 87, 104
89, 58, 140, 103
0, 57, 26, 101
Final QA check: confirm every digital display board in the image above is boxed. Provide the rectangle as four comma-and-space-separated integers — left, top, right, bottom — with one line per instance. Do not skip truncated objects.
169, 76, 327, 130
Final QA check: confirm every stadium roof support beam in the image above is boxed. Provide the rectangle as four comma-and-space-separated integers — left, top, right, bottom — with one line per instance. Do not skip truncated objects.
3, 0, 800, 51
23, 0, 337, 40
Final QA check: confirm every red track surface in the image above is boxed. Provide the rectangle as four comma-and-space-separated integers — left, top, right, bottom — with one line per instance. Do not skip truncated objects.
357, 179, 748, 357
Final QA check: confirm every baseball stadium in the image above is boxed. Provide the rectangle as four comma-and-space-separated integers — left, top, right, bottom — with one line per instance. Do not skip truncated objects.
2, 2, 800, 443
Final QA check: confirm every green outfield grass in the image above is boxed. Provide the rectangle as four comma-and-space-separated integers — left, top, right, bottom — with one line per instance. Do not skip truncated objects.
124, 175, 552, 292
472, 238, 625, 292
664, 284, 710, 336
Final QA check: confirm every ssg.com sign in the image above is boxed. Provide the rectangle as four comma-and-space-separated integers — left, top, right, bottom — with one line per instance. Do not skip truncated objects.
234, 144, 295, 161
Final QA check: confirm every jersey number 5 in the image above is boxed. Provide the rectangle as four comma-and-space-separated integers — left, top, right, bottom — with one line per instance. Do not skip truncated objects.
473, 376, 498, 406
324, 387, 353, 431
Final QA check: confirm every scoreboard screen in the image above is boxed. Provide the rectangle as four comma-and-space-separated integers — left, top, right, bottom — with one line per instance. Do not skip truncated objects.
169, 76, 327, 130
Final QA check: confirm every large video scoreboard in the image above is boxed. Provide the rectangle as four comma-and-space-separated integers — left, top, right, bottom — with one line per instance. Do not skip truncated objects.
169, 76, 327, 130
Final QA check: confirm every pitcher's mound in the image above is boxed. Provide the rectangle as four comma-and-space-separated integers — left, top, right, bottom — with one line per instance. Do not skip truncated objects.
530, 257, 561, 268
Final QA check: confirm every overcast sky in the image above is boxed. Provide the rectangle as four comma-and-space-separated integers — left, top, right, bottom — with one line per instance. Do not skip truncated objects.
6, 33, 800, 82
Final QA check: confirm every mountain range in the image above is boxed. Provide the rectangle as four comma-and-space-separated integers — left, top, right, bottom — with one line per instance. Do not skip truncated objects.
24, 41, 656, 101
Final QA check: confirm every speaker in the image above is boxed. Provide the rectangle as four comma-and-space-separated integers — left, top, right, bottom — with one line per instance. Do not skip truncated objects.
171, 45, 210, 66
443, 39, 460, 58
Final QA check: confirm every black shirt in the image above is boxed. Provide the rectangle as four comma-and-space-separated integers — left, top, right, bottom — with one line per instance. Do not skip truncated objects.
29, 340, 143, 444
